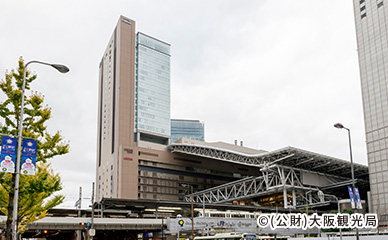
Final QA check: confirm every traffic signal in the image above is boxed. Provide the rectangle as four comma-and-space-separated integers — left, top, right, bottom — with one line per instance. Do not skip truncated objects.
80, 222, 91, 229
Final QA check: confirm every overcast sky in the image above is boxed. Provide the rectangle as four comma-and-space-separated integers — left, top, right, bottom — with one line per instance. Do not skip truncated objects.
0, 1, 365, 207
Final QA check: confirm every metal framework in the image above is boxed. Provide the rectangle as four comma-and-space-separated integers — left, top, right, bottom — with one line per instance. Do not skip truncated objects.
168, 144, 269, 165
184, 164, 323, 208
169, 143, 370, 209
169, 144, 369, 181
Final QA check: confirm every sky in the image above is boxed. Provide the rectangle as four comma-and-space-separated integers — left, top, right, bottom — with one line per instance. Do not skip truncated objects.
0, 1, 365, 207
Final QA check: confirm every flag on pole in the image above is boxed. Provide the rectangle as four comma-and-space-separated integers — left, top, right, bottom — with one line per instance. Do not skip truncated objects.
348, 186, 356, 209
354, 187, 363, 209
0, 136, 17, 173
21, 139, 37, 175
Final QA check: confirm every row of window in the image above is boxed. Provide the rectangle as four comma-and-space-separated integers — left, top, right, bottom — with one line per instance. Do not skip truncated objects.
359, 0, 385, 19
137, 104, 169, 117
137, 33, 170, 55
136, 123, 169, 135
137, 98, 170, 112
138, 63, 170, 78
137, 86, 170, 104
136, 92, 170, 106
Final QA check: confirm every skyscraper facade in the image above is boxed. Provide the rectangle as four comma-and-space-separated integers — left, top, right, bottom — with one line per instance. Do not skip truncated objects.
96, 16, 172, 200
135, 33, 171, 144
353, 0, 388, 224
171, 119, 204, 143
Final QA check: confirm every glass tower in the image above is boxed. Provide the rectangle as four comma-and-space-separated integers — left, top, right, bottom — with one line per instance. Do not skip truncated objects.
171, 119, 205, 143
135, 32, 171, 143
353, 0, 388, 224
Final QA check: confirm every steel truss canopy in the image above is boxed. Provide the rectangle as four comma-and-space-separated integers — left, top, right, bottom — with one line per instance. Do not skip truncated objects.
185, 164, 317, 205
168, 144, 368, 181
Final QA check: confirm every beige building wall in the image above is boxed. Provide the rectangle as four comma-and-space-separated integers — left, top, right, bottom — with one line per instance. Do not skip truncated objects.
97, 16, 137, 200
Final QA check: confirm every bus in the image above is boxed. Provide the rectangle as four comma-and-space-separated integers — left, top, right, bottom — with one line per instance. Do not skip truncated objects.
197, 211, 261, 219
194, 233, 257, 240
257, 236, 289, 240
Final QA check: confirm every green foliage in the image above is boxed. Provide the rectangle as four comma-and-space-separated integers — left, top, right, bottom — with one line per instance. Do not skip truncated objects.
342, 208, 354, 214
0, 57, 69, 163
321, 209, 354, 232
0, 57, 69, 235
0, 163, 64, 233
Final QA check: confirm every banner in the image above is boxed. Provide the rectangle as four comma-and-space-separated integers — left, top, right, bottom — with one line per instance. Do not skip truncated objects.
354, 187, 363, 209
21, 139, 37, 175
348, 186, 356, 209
0, 136, 17, 173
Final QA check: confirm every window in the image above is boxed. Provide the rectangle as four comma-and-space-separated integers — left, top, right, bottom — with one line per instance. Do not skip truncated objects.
378, 1, 384, 8
360, 5, 366, 11
361, 13, 367, 19
360, 0, 365, 4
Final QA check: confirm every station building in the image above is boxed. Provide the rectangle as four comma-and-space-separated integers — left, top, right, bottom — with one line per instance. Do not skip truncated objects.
96, 16, 369, 213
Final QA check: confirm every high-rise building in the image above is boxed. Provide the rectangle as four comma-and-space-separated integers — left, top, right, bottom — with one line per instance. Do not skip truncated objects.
96, 16, 261, 201
171, 119, 205, 143
96, 16, 171, 200
353, 0, 388, 224
96, 16, 368, 208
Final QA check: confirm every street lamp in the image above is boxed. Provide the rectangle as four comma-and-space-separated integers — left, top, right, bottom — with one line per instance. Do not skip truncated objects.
324, 194, 342, 240
334, 122, 359, 240
12, 60, 69, 240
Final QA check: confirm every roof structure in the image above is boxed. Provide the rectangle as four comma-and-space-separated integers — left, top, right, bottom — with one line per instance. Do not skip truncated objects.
168, 144, 369, 181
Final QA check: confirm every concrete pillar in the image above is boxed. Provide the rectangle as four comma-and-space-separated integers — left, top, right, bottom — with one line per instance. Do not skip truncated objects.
292, 189, 296, 208
76, 230, 81, 240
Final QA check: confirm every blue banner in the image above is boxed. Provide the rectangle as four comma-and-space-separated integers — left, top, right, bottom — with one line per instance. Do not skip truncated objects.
348, 186, 356, 209
354, 187, 363, 209
21, 139, 37, 175
0, 136, 17, 173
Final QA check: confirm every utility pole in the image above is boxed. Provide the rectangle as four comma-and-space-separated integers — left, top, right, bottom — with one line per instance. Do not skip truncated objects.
191, 185, 194, 240
76, 187, 82, 240
90, 182, 95, 240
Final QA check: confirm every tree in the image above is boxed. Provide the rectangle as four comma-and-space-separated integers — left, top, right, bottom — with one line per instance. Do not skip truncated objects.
0, 163, 64, 234
0, 57, 69, 239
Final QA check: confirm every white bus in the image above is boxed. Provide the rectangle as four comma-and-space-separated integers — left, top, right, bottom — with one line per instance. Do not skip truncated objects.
197, 211, 261, 219
194, 233, 257, 240
256, 236, 289, 240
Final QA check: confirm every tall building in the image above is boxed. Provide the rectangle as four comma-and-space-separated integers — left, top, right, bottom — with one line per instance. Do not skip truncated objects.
96, 16, 368, 209
96, 16, 262, 201
171, 119, 205, 143
353, 0, 388, 224
96, 16, 171, 200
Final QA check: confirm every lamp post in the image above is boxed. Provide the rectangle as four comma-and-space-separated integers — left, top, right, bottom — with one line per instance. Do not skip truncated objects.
12, 60, 69, 240
334, 122, 359, 240
324, 194, 342, 240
